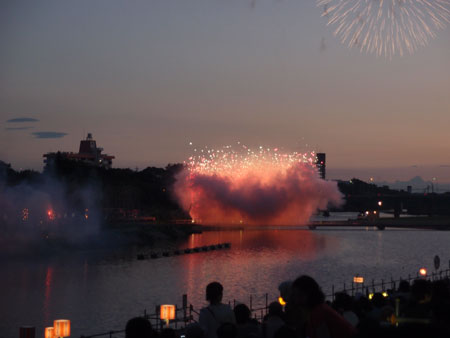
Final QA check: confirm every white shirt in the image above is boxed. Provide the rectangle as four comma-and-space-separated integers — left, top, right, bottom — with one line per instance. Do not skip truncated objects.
199, 303, 236, 338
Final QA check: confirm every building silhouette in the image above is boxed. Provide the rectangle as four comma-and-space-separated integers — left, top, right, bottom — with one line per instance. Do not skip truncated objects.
316, 153, 326, 179
43, 133, 115, 169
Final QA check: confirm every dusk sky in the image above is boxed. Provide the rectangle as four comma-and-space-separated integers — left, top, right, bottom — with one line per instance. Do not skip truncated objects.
1, 0, 450, 181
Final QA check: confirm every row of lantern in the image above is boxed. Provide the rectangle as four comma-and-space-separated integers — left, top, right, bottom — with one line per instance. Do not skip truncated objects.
20, 307, 173, 337
19, 320, 70, 338
353, 268, 428, 285
45, 320, 71, 338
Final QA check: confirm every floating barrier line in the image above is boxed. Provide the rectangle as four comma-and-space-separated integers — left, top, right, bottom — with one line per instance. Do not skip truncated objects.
137, 242, 231, 260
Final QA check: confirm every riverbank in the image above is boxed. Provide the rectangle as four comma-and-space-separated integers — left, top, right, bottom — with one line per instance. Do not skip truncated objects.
310, 216, 450, 230
188, 215, 450, 231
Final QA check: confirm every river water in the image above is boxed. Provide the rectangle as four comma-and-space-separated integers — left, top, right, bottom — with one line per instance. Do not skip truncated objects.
1, 225, 450, 338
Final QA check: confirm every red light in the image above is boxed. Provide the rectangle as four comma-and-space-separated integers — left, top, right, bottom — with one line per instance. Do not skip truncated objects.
47, 209, 55, 220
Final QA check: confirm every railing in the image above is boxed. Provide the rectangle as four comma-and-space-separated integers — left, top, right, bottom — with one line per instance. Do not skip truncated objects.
80, 298, 198, 338
327, 268, 450, 300
80, 268, 450, 337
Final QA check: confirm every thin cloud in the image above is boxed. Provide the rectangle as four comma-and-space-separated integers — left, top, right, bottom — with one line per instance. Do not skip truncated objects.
32, 131, 68, 139
6, 118, 39, 123
5, 127, 34, 131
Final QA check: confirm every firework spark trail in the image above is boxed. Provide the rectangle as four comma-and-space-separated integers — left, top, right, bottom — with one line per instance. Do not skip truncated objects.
174, 144, 343, 225
317, 0, 450, 58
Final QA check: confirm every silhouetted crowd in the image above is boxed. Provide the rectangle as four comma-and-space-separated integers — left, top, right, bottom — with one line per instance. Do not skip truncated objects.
125, 275, 450, 338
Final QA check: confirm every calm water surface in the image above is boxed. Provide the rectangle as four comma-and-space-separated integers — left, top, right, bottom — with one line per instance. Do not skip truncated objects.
1, 227, 450, 337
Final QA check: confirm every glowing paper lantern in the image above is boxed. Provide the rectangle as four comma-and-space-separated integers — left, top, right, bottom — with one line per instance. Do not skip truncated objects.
160, 305, 176, 321
45, 327, 55, 338
54, 320, 70, 337
419, 268, 427, 276
353, 276, 364, 284
278, 297, 286, 306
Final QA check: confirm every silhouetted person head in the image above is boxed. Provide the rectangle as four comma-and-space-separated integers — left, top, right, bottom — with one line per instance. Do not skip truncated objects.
334, 292, 353, 312
206, 282, 224, 304
268, 302, 283, 317
234, 304, 251, 324
371, 293, 385, 308
292, 275, 325, 309
185, 323, 205, 338
411, 279, 429, 302
398, 280, 410, 293
217, 323, 237, 338
278, 281, 293, 305
125, 317, 154, 338
274, 325, 296, 338
431, 280, 450, 304
160, 328, 176, 338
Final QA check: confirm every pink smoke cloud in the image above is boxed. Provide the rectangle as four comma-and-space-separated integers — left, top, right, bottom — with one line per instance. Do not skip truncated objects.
174, 162, 343, 225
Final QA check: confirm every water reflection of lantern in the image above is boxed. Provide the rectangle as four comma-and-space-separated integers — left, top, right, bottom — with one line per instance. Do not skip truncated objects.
160, 305, 176, 324
54, 319, 70, 337
45, 327, 55, 338
84, 208, 89, 220
22, 208, 29, 221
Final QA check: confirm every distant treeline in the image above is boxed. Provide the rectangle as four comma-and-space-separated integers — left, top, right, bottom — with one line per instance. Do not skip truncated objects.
337, 179, 450, 216
2, 158, 450, 221
0, 158, 189, 223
